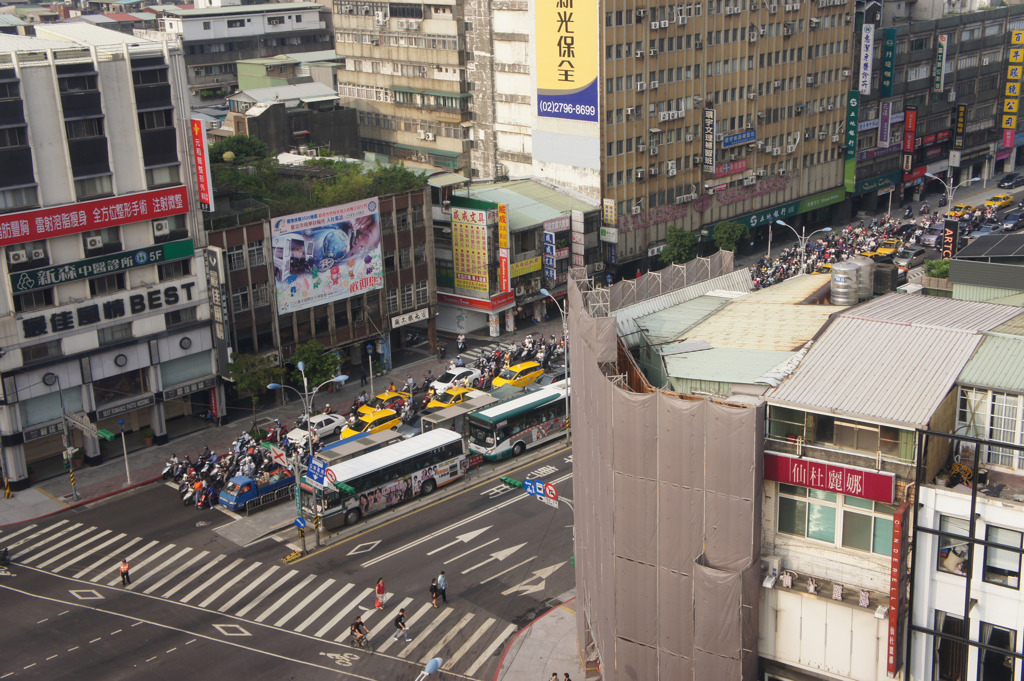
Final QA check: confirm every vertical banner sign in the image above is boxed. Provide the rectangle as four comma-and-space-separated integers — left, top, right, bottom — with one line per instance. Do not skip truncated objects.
601, 199, 618, 243
881, 28, 896, 98
845, 91, 860, 193
932, 35, 947, 93
190, 118, 214, 212
953, 104, 967, 151
941, 219, 960, 259
452, 208, 490, 292
859, 23, 875, 95
1004, 59, 1024, 133
902, 106, 917, 172
535, 0, 598, 121
887, 502, 911, 677
702, 108, 716, 174
205, 245, 231, 378
878, 101, 892, 148
497, 204, 510, 293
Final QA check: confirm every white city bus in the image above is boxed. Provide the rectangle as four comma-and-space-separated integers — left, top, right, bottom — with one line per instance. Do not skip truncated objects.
301, 429, 466, 528
467, 386, 569, 462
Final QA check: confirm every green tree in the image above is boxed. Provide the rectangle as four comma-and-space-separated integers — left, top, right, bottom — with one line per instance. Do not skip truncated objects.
209, 135, 270, 163
290, 340, 339, 392
924, 258, 950, 278
368, 163, 429, 195
660, 226, 698, 265
227, 352, 285, 427
712, 221, 751, 253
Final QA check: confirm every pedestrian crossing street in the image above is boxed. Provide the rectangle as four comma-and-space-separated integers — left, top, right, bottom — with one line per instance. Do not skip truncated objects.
0, 519, 518, 677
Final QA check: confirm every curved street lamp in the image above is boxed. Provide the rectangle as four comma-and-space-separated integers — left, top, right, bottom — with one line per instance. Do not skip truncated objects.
775, 221, 833, 274
540, 289, 571, 445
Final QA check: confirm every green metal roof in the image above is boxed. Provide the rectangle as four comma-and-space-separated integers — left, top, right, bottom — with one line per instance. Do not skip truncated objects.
664, 347, 796, 385
959, 311, 1024, 392
470, 388, 563, 425
454, 179, 598, 233
635, 295, 733, 347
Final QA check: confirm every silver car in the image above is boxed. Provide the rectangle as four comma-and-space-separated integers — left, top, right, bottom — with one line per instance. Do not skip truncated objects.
892, 246, 926, 268
920, 227, 945, 248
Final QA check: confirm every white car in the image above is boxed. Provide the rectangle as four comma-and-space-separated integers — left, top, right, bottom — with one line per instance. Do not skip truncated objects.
431, 367, 482, 393
287, 412, 347, 443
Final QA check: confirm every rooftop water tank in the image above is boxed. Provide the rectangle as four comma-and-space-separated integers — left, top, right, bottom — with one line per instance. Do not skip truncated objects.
849, 255, 876, 301
830, 260, 859, 306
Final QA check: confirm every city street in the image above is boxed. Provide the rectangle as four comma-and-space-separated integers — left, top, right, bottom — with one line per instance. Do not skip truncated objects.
0, 444, 575, 681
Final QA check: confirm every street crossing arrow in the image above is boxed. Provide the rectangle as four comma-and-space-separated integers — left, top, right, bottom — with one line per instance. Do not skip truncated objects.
461, 543, 526, 574
500, 561, 566, 596
426, 526, 492, 556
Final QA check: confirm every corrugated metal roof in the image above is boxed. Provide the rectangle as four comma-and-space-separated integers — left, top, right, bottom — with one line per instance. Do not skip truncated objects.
959, 335, 1024, 392
0, 14, 29, 26
427, 172, 469, 187
35, 23, 156, 44
232, 82, 338, 105
842, 293, 1020, 332
165, 2, 320, 16
0, 34, 85, 51
664, 347, 795, 385
994, 311, 1024, 336
635, 295, 732, 346
767, 298, 1023, 427
454, 179, 597, 232
616, 268, 753, 348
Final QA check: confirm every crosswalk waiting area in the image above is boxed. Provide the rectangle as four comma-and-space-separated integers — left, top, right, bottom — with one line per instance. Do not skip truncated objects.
1, 520, 517, 677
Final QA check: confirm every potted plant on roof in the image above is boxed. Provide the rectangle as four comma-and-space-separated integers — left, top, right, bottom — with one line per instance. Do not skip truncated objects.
141, 427, 155, 447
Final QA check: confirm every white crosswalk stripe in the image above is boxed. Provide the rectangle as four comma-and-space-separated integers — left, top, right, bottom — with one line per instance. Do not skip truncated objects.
8, 521, 72, 555
13, 520, 527, 677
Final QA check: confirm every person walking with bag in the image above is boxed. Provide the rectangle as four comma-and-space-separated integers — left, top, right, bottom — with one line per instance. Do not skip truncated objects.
430, 577, 439, 608
392, 608, 412, 641
375, 577, 387, 610
436, 571, 448, 603
119, 558, 131, 586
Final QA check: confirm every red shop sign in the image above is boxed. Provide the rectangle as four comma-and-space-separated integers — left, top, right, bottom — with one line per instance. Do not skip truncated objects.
902, 166, 927, 183
438, 289, 515, 312
764, 452, 895, 503
0, 185, 190, 248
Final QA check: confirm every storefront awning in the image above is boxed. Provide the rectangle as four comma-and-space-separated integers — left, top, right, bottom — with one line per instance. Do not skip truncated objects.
393, 143, 461, 158
427, 172, 469, 187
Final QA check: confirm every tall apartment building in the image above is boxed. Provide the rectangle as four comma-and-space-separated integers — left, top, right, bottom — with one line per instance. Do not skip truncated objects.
334, 0, 857, 280
0, 28, 218, 488
142, 0, 333, 107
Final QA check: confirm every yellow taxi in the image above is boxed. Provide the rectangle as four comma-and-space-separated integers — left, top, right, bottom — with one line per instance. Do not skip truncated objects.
341, 409, 402, 438
357, 391, 411, 416
492, 361, 544, 389
945, 203, 973, 219
426, 386, 480, 411
811, 263, 833, 275
985, 193, 1015, 209
875, 238, 903, 257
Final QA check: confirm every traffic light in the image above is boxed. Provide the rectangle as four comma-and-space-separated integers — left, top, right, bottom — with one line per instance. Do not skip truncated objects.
499, 476, 523, 489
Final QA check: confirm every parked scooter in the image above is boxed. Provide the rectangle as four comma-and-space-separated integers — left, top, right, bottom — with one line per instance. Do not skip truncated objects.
161, 455, 179, 480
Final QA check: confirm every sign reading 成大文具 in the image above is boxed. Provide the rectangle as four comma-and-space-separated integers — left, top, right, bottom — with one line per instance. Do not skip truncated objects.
9, 240, 194, 293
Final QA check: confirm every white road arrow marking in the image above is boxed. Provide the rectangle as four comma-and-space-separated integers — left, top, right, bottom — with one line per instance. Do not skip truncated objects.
500, 561, 566, 596
462, 543, 526, 574
426, 526, 492, 556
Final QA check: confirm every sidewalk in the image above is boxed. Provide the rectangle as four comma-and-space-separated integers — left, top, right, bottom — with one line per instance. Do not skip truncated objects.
495, 593, 593, 681
0, 318, 569, 527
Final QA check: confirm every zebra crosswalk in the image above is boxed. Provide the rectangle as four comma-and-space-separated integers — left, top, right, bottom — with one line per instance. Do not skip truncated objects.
0, 519, 518, 677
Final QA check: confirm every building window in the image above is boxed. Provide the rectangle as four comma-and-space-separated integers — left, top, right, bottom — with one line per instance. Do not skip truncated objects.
384, 251, 396, 272
252, 281, 270, 307
133, 68, 168, 86
776, 483, 894, 555
399, 246, 411, 269
387, 288, 399, 313
959, 388, 1024, 470
937, 515, 970, 576
232, 286, 250, 311
165, 307, 197, 328
83, 226, 121, 252
414, 241, 425, 265
227, 244, 245, 271
13, 288, 53, 313
0, 127, 27, 149
248, 240, 265, 266
416, 279, 428, 306
0, 185, 37, 211
58, 74, 97, 93
202, 21, 210, 29
21, 340, 61, 365
227, 19, 245, 27
98, 322, 133, 346
65, 117, 104, 140
146, 165, 180, 188
138, 109, 173, 130
158, 259, 190, 281
984, 526, 1022, 588
934, 612, 967, 678
74, 175, 113, 200
88, 273, 126, 296
401, 283, 414, 308
978, 622, 1016, 681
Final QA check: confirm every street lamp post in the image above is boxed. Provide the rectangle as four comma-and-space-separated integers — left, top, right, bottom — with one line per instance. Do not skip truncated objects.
539, 288, 571, 445
117, 418, 132, 486
924, 173, 982, 209
267, 362, 348, 555
775, 221, 833, 274
42, 372, 78, 501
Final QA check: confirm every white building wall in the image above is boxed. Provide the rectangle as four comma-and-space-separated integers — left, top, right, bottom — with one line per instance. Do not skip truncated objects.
18, 65, 74, 207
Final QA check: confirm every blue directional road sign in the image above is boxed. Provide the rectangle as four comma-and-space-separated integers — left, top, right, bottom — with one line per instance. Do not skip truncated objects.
523, 479, 543, 496
295, 517, 306, 529
307, 456, 326, 486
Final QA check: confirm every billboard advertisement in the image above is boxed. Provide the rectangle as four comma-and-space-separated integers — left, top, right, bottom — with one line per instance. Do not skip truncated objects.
452, 208, 490, 293
932, 35, 947, 93
846, 91, 860, 192
498, 204, 510, 293
535, 0, 597, 122
859, 23, 874, 95
878, 101, 892, 148
190, 118, 214, 212
702, 108, 716, 174
270, 198, 384, 314
902, 106, 917, 172
881, 28, 896, 98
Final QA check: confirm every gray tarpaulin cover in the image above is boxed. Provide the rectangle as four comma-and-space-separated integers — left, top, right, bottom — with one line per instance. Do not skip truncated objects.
570, 272, 763, 681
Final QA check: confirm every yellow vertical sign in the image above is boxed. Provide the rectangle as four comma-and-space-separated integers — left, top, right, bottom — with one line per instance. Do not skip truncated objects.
1012, 30, 1024, 44
535, 0, 598, 122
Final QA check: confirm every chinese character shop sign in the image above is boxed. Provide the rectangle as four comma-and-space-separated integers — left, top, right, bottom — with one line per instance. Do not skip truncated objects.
535, 0, 597, 121
764, 452, 895, 503
859, 23, 874, 95
702, 108, 716, 174
0, 185, 190, 248
452, 208, 490, 293
190, 118, 214, 212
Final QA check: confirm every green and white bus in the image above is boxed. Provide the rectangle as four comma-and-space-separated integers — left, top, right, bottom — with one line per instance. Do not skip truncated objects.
301, 429, 466, 528
467, 386, 569, 462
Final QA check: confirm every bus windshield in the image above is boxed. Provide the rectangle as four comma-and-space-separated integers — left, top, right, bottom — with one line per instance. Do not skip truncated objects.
469, 424, 493, 446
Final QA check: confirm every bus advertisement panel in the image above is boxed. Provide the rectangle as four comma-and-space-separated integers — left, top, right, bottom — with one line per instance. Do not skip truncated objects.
467, 387, 568, 461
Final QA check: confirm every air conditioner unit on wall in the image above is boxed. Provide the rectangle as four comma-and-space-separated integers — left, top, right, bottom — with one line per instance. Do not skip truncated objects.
7, 249, 26, 264
632, 206, 642, 214
31, 248, 45, 260
153, 219, 170, 236
85, 236, 103, 250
